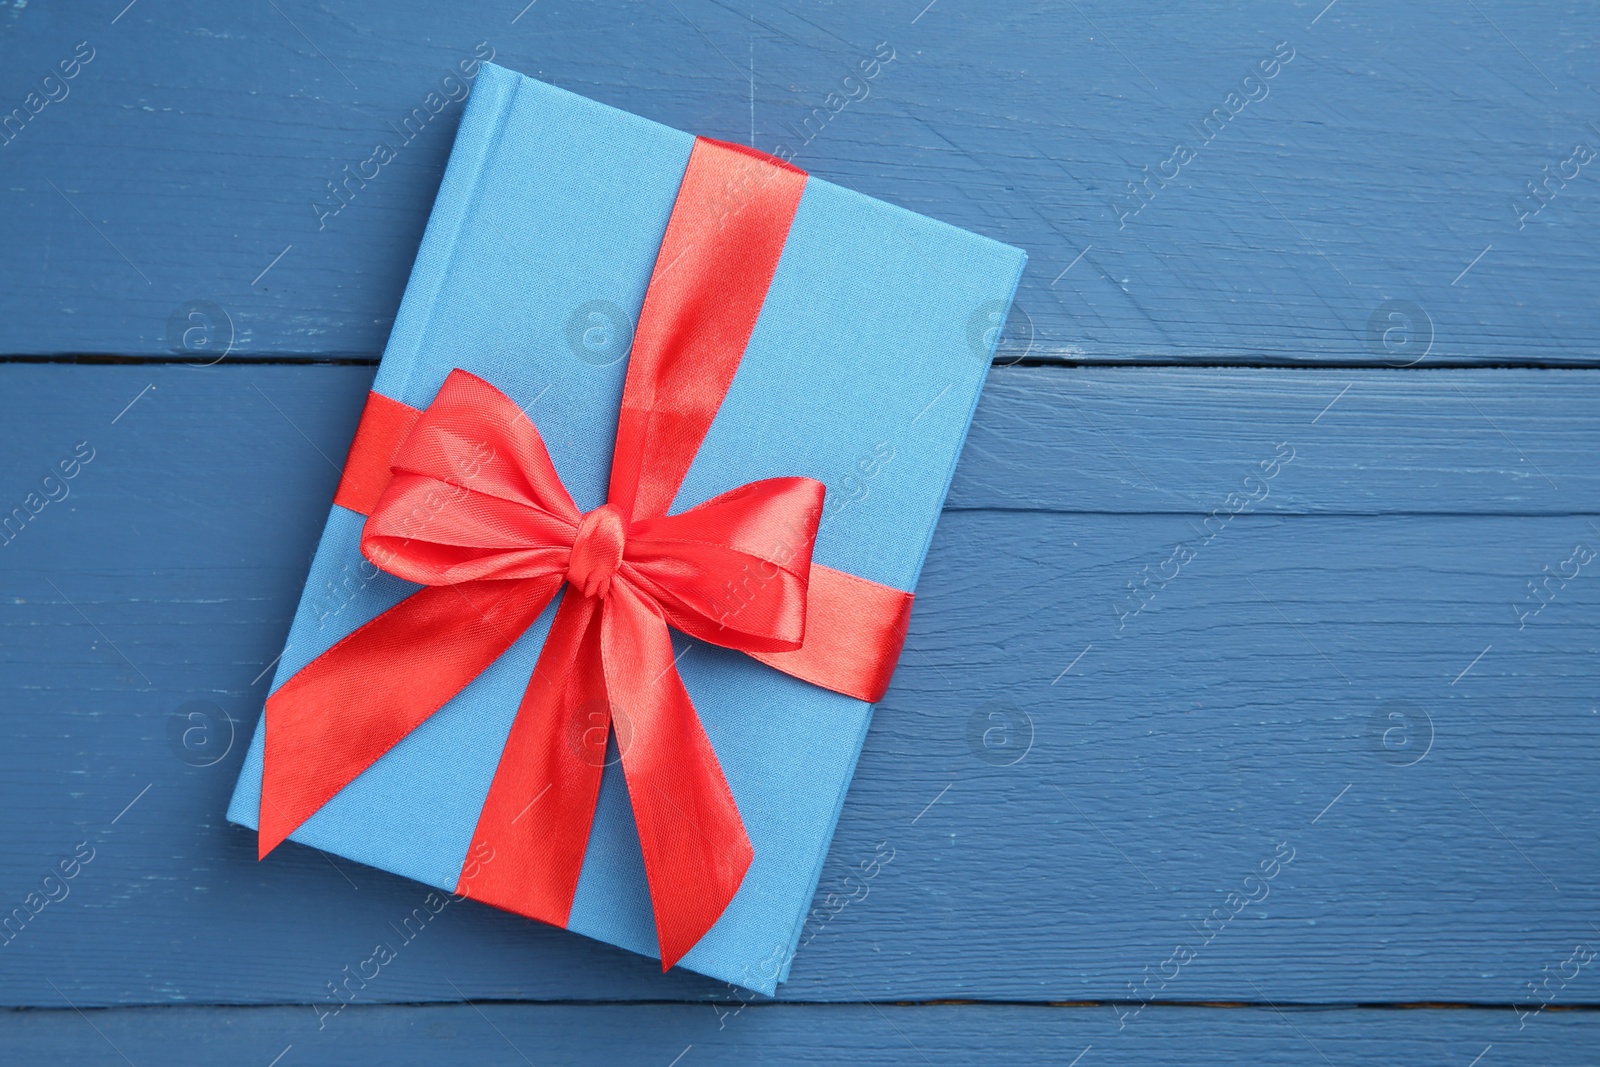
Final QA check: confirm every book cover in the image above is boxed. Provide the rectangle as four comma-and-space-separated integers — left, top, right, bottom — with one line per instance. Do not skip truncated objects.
229, 61, 1026, 993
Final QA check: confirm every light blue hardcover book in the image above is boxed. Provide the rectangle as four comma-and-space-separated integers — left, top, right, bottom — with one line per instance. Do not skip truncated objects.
229, 61, 1026, 993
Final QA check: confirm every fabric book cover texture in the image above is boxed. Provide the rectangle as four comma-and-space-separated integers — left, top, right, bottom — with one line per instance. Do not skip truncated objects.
228, 61, 1026, 993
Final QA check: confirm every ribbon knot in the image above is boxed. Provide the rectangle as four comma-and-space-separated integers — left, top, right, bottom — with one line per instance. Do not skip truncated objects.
568, 504, 625, 599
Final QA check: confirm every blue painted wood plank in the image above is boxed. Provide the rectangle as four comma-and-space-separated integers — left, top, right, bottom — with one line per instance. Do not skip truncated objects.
1, 1003, 1594, 1066
1, 2, 1597, 363
1, 365, 1595, 1008
948, 369, 1600, 514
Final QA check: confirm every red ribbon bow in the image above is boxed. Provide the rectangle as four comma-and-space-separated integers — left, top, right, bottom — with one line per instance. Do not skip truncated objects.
258, 138, 913, 969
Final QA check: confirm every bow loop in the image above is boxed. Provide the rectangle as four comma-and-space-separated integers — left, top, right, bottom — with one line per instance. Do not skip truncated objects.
625, 477, 824, 652
392, 369, 582, 520
361, 370, 581, 587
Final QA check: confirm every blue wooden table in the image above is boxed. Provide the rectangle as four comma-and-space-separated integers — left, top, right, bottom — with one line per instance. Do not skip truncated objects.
3, 1, 1598, 1063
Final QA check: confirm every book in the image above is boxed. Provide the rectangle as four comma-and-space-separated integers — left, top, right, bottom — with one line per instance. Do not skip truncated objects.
229, 61, 1026, 994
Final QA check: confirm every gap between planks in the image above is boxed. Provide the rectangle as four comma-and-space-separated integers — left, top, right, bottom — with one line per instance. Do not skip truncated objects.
5, 1000, 1600, 1014
6, 355, 1600, 371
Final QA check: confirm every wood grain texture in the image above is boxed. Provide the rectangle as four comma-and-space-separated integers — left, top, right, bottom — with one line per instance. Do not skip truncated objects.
1, 365, 1595, 1010
0, 2, 1597, 364
2, 1003, 1594, 1066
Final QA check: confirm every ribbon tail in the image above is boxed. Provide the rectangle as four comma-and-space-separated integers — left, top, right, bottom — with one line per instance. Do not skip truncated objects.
603, 582, 753, 971
259, 575, 562, 858
454, 591, 609, 927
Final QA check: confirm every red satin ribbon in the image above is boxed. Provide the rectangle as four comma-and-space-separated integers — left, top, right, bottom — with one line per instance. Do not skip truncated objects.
259, 137, 913, 969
